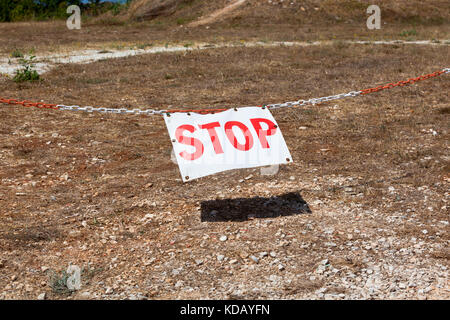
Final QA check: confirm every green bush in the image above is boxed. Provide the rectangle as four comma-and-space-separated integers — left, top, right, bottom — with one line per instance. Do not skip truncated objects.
0, 0, 134, 22
13, 55, 40, 82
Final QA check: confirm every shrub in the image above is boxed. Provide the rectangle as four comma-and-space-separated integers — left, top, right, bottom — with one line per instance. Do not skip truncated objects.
13, 55, 40, 82
11, 49, 24, 58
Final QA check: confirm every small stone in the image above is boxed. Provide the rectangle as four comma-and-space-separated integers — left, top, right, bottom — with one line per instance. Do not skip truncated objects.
37, 293, 46, 300
316, 287, 327, 294
278, 264, 285, 271
11, 275, 17, 281
239, 251, 249, 259
229, 259, 238, 265
269, 251, 277, 257
249, 255, 259, 263
195, 259, 203, 266
320, 259, 329, 265
217, 255, 225, 262
219, 235, 228, 242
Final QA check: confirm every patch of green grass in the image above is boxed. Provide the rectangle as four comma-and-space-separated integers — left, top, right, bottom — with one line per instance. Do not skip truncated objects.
136, 43, 153, 50
85, 78, 108, 84
48, 270, 72, 296
176, 17, 195, 25
400, 29, 417, 37
11, 49, 23, 58
13, 55, 40, 83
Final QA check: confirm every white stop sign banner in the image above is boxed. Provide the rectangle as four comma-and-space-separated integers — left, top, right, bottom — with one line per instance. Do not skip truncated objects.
164, 107, 293, 182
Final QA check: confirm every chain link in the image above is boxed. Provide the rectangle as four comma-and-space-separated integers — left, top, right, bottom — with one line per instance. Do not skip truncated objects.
1, 67, 448, 116
55, 104, 167, 116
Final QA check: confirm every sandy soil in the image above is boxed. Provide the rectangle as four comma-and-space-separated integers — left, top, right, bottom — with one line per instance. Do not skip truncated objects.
188, 0, 247, 27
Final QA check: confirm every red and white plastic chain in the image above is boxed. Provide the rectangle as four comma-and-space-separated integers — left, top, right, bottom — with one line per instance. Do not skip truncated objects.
1, 67, 449, 115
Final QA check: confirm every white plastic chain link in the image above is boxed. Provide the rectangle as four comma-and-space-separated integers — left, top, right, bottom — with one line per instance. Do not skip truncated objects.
55, 67, 449, 116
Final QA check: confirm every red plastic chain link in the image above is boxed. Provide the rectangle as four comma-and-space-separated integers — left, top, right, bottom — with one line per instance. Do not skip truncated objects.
0, 97, 59, 109
360, 70, 446, 94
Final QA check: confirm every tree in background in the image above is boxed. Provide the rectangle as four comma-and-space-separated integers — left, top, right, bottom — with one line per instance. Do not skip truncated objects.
0, 0, 122, 22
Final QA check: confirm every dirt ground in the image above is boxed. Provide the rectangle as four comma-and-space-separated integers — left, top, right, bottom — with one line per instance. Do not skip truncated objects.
0, 1, 449, 300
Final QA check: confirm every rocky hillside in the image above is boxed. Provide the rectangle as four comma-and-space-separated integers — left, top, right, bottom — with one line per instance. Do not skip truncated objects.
123, 0, 449, 27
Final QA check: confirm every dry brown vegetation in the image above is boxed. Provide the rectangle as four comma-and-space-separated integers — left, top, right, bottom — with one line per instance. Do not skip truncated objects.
0, 0, 449, 300
1, 0, 449, 54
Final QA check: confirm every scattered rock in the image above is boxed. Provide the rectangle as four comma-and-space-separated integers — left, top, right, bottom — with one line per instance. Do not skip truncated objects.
195, 259, 203, 266
37, 293, 46, 300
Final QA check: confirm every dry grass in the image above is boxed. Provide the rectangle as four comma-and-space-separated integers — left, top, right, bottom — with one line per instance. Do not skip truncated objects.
0, 0, 449, 55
